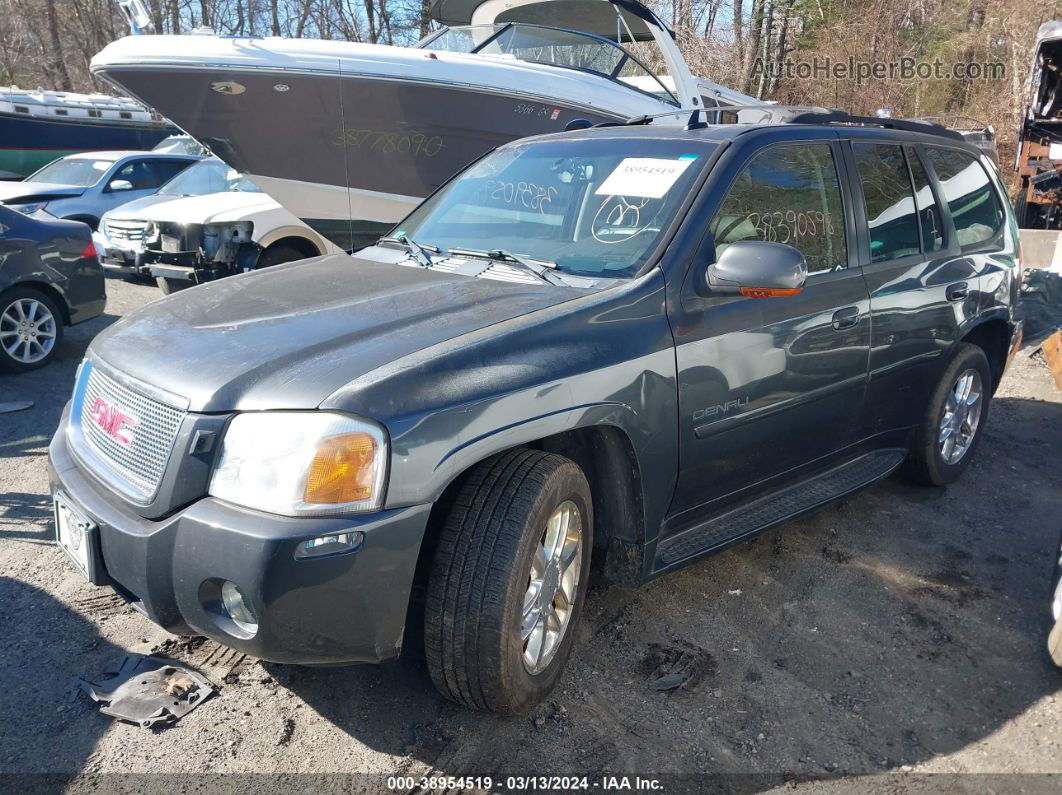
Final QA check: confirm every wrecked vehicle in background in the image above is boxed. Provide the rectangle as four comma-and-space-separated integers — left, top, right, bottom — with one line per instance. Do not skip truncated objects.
1016, 21, 1062, 268
95, 158, 338, 293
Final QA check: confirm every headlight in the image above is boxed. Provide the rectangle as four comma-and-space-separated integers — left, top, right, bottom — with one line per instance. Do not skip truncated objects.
9, 202, 47, 215
209, 412, 388, 516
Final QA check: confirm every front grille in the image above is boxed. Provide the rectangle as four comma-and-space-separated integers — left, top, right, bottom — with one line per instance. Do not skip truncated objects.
71, 361, 187, 503
105, 218, 149, 245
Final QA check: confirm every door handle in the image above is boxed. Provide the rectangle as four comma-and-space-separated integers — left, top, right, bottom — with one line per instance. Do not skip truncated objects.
831, 307, 860, 330
946, 282, 969, 301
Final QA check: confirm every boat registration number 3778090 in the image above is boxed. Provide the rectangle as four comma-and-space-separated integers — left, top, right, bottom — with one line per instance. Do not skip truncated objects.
54, 493, 96, 581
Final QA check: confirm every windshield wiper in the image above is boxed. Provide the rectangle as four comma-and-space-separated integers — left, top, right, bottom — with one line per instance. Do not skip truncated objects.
450, 247, 563, 286
379, 234, 434, 267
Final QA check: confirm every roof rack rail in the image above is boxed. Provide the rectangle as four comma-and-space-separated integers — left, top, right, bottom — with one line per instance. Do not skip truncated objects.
785, 111, 966, 141
612, 106, 967, 142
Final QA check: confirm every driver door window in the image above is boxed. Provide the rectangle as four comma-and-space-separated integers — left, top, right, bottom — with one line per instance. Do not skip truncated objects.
710, 143, 848, 273
110, 160, 155, 191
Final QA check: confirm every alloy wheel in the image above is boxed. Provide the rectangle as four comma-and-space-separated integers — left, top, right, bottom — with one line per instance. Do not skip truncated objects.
0, 297, 57, 364
938, 368, 983, 465
521, 500, 582, 675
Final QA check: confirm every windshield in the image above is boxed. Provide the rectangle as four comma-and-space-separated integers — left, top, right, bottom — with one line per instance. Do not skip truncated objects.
394, 137, 710, 279
157, 159, 261, 196
27, 157, 113, 187
421, 23, 677, 105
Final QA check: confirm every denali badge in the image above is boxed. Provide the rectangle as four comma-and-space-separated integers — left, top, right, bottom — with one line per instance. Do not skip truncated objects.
693, 396, 749, 422
90, 397, 137, 446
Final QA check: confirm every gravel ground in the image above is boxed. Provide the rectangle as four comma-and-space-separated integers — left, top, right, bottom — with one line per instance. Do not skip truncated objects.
1, 275, 1060, 792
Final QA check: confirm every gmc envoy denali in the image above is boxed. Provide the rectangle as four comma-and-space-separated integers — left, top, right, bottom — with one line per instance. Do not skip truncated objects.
49, 115, 1022, 714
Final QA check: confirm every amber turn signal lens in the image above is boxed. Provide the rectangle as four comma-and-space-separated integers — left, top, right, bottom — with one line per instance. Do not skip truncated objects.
739, 286, 802, 299
304, 432, 377, 505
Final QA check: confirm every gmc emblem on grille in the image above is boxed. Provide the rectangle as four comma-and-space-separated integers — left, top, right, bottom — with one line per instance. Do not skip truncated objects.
90, 397, 137, 446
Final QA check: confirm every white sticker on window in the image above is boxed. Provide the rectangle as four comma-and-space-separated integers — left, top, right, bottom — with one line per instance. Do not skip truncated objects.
92, 161, 110, 171
595, 158, 693, 199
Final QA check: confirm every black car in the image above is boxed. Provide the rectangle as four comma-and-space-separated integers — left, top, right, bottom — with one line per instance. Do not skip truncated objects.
1, 206, 105, 372
49, 114, 1022, 713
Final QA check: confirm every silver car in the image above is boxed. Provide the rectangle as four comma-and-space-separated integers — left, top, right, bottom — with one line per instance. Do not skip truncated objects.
0, 150, 200, 229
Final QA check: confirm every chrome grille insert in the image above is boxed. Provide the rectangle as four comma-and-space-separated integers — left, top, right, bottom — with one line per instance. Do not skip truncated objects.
68, 359, 188, 504
105, 219, 149, 245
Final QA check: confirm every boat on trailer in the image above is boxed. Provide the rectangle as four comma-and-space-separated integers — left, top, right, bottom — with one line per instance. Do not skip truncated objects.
92, 0, 754, 249
0, 87, 171, 180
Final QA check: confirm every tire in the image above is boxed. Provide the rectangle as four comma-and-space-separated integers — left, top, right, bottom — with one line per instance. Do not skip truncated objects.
1049, 527, 1062, 669
256, 244, 307, 269
424, 449, 593, 714
155, 276, 191, 295
0, 286, 64, 373
904, 343, 992, 486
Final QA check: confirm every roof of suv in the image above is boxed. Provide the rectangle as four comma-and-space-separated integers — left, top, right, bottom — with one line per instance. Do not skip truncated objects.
527, 117, 983, 154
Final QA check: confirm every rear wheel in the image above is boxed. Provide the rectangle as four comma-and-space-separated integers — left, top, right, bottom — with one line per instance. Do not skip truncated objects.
424, 449, 593, 714
904, 343, 992, 486
0, 286, 64, 373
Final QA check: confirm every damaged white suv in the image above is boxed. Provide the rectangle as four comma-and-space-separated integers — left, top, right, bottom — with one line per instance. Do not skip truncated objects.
94, 158, 338, 293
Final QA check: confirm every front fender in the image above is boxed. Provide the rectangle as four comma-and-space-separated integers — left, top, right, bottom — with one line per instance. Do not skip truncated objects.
322, 269, 680, 547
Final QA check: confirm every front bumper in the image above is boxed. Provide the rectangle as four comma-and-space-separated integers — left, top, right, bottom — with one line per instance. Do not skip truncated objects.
48, 423, 432, 665
93, 230, 140, 275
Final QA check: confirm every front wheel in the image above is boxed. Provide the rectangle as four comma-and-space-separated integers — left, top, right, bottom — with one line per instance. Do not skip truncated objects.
155, 276, 191, 295
424, 449, 593, 714
904, 343, 992, 486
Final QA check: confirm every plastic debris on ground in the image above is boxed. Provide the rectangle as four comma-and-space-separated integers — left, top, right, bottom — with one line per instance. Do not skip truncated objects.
76, 653, 215, 728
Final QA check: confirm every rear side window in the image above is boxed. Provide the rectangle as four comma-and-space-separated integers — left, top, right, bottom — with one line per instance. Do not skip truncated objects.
710, 143, 847, 273
906, 147, 944, 252
924, 147, 1004, 247
852, 143, 920, 263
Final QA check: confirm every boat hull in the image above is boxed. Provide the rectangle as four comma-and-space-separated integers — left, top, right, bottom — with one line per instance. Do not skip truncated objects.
0, 111, 170, 178
95, 66, 621, 248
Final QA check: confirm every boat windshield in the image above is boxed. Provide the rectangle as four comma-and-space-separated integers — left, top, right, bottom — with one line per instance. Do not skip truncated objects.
26, 157, 114, 187
421, 23, 678, 106
157, 159, 261, 196
392, 137, 712, 279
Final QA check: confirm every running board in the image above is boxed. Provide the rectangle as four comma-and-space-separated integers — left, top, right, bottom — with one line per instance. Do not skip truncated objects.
654, 449, 906, 570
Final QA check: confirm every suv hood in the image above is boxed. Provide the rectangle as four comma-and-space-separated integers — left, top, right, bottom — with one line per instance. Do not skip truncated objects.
103, 191, 275, 225
89, 252, 581, 412
0, 181, 86, 203
102, 193, 176, 220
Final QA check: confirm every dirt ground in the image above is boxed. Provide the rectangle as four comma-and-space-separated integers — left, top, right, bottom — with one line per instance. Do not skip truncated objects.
1, 276, 1060, 792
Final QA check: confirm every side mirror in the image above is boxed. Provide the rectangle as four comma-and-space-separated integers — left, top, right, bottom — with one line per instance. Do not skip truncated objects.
705, 240, 808, 298
108, 179, 133, 192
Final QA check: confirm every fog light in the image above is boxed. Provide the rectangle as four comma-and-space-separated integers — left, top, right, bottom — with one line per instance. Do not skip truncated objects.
294, 530, 364, 560
220, 581, 258, 634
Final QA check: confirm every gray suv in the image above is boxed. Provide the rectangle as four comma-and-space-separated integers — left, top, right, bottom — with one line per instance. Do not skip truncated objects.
48, 115, 1022, 713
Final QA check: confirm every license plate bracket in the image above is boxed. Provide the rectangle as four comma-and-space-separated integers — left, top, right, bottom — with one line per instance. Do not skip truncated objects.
54, 492, 106, 586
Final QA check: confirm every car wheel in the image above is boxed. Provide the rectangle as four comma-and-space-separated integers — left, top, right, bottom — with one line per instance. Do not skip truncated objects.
256, 244, 307, 269
903, 343, 992, 486
0, 286, 64, 373
425, 449, 593, 714
1050, 527, 1062, 669
155, 277, 191, 295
